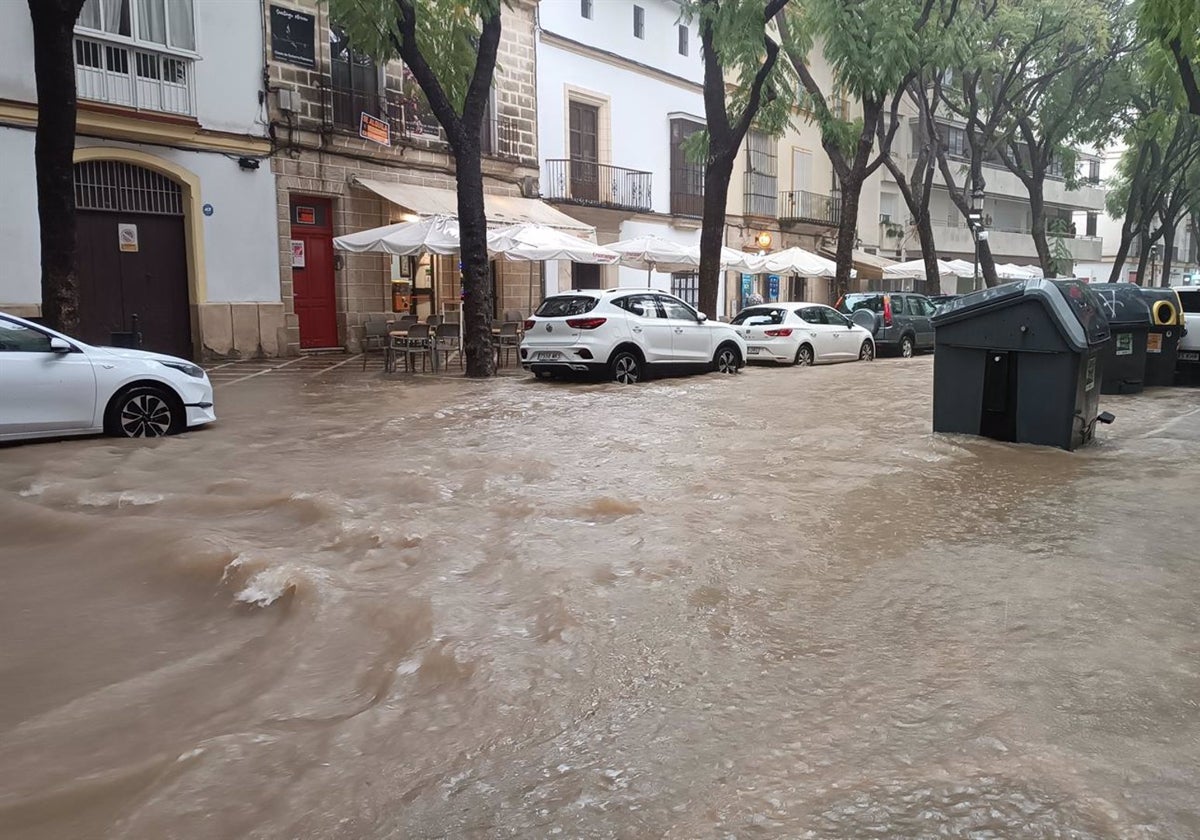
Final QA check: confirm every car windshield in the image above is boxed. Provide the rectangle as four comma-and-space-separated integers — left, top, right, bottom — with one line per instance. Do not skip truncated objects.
838, 294, 883, 314
731, 306, 786, 325
535, 296, 598, 318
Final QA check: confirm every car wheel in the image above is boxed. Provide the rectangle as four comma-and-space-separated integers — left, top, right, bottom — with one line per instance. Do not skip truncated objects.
859, 340, 875, 361
899, 335, 915, 358
794, 344, 814, 366
714, 344, 739, 374
610, 350, 643, 384
106, 386, 180, 438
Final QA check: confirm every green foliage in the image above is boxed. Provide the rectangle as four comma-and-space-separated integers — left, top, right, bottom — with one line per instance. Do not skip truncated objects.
326, 0, 502, 115
1138, 0, 1200, 112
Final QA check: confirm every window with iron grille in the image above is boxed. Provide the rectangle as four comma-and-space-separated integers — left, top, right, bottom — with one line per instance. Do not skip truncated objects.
633, 5, 645, 39
671, 273, 700, 308
744, 129, 777, 218
74, 161, 183, 216
330, 24, 379, 130
670, 118, 705, 216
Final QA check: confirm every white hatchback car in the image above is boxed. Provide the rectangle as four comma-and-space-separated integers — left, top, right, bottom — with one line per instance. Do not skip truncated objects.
520, 288, 747, 383
731, 302, 876, 365
0, 312, 215, 442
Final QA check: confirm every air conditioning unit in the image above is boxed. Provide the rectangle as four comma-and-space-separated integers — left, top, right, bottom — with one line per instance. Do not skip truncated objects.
276, 88, 300, 114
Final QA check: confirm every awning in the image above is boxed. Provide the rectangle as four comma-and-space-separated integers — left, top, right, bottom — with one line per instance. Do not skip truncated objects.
820, 248, 898, 280
352, 177, 595, 236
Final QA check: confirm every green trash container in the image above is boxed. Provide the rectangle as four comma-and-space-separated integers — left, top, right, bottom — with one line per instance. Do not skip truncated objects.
1139, 287, 1184, 386
1088, 283, 1151, 394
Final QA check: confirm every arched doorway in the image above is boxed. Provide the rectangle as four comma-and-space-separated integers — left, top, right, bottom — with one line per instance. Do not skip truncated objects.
73, 160, 193, 359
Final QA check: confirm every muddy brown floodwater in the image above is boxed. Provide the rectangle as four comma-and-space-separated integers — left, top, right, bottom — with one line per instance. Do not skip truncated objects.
2, 357, 1199, 839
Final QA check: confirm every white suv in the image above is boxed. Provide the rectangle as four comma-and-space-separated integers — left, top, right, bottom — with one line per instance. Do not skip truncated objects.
520, 288, 747, 383
1175, 286, 1199, 370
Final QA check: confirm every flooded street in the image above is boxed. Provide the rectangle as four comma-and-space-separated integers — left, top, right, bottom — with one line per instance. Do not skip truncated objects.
2, 357, 1199, 839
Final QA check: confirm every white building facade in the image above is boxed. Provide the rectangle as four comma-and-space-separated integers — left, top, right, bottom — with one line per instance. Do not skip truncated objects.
0, 0, 281, 359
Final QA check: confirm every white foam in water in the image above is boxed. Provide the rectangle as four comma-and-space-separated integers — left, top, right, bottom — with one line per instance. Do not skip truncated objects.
18, 481, 53, 497
78, 490, 165, 508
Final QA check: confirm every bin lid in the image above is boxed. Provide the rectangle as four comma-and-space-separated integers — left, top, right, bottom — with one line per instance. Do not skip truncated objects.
933, 278, 1110, 350
1086, 283, 1153, 328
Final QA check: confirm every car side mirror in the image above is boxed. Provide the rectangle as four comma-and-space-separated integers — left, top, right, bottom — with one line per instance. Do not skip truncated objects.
697, 312, 708, 322
49, 337, 72, 353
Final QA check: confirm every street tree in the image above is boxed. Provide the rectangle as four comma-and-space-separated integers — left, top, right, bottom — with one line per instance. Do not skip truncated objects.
778, 0, 953, 297
330, 0, 501, 377
681, 0, 791, 318
1139, 0, 1200, 116
27, 0, 89, 333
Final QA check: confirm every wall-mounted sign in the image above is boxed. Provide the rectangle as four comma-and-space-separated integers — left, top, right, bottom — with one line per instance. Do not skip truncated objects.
359, 112, 391, 146
1114, 332, 1133, 356
767, 274, 780, 301
270, 5, 316, 69
291, 239, 306, 268
295, 205, 316, 225
202, 203, 214, 217
741, 273, 753, 298
118, 223, 139, 253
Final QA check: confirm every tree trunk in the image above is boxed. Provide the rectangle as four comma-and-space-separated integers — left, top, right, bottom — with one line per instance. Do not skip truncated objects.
1160, 224, 1175, 287
28, 0, 85, 332
1107, 228, 1135, 283
833, 176, 863, 299
697, 153, 734, 318
452, 138, 495, 377
1133, 232, 1152, 285
915, 209, 939, 292
1027, 181, 1053, 277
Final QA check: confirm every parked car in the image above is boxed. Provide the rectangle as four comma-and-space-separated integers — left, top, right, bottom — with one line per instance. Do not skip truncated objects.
1174, 286, 1199, 371
0, 312, 215, 442
520, 289, 746, 383
730, 302, 875, 365
835, 291, 937, 357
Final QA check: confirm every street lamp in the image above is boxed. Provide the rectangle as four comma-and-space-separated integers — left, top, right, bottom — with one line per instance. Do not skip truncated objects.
968, 184, 986, 290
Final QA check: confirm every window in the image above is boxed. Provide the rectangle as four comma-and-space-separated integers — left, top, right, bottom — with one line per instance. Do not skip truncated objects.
906, 296, 924, 316
744, 129, 777, 217
1086, 212, 1098, 238
78, 0, 196, 51
678, 24, 689, 56
568, 101, 600, 202
617, 294, 663, 318
799, 307, 824, 325
581, 0, 593, 19
670, 118, 705, 216
671, 273, 700, 308
536, 296, 598, 317
330, 25, 379, 130
1087, 159, 1101, 183
0, 319, 54, 352
943, 125, 967, 159
633, 5, 645, 39
657, 295, 699, 322
732, 306, 785, 325
823, 308, 852, 327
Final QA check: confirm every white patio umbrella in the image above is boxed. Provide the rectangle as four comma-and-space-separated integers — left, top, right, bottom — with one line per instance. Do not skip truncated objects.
333, 215, 462, 255
945, 258, 975, 276
487, 224, 619, 264
758, 246, 837, 277
883, 258, 958, 280
607, 234, 698, 273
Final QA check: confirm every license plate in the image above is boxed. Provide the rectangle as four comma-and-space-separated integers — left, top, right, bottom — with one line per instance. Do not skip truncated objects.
747, 347, 762, 355
534, 351, 562, 361
1181, 351, 1200, 361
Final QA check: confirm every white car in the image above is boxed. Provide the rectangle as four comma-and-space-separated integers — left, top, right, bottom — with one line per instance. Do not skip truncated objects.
731, 302, 876, 365
0, 312, 215, 442
520, 288, 747, 383
1175, 286, 1198, 370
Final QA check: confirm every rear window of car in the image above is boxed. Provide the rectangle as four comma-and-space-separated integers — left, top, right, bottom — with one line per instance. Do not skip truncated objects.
535, 296, 598, 317
731, 306, 786, 325
838, 294, 883, 314
1178, 290, 1200, 314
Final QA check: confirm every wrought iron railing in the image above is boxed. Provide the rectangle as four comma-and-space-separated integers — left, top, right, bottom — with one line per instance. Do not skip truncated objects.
542, 159, 652, 212
778, 189, 841, 226
670, 168, 705, 217
480, 117, 520, 159
74, 35, 195, 116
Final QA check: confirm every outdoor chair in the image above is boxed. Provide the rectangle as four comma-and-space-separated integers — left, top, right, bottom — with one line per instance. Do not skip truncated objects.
426, 314, 443, 328
503, 309, 525, 325
434, 321, 463, 370
496, 321, 522, 368
361, 319, 390, 370
397, 323, 434, 373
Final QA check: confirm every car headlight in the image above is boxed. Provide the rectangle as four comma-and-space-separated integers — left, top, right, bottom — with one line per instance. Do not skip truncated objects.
160, 360, 206, 379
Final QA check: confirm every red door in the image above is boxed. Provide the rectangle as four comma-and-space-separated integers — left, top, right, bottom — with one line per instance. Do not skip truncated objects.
290, 197, 339, 349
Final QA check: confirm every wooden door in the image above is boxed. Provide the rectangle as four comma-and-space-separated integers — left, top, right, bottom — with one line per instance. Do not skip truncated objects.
568, 101, 599, 202
290, 197, 339, 349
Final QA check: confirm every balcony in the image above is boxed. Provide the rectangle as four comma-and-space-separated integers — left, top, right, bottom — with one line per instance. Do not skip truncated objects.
670, 167, 705, 217
930, 219, 1103, 262
542, 160, 652, 212
779, 189, 842, 227
74, 35, 195, 117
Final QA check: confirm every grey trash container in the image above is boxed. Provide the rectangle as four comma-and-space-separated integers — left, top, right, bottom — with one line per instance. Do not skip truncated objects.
1088, 283, 1152, 394
931, 279, 1112, 451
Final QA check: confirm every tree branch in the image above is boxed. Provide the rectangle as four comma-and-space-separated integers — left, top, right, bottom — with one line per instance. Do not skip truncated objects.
1169, 36, 1200, 116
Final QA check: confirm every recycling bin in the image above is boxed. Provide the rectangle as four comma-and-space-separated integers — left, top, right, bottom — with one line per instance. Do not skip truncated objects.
931, 279, 1112, 451
1139, 287, 1183, 386
1087, 283, 1151, 394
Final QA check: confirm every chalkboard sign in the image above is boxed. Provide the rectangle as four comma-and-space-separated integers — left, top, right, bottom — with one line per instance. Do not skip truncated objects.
271, 5, 316, 69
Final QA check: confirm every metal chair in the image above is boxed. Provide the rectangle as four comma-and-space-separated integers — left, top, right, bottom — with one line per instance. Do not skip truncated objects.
426, 314, 443, 328
496, 321, 521, 368
434, 321, 463, 370
361, 319, 390, 370
398, 323, 434, 373
503, 309, 525, 325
